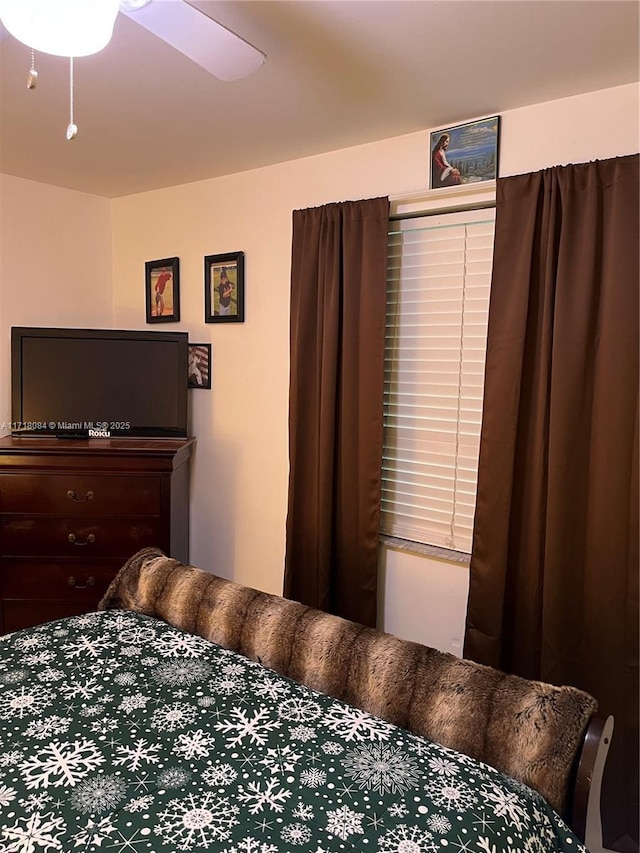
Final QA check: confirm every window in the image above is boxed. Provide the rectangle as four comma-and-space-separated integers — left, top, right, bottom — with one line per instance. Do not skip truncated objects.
381, 207, 496, 554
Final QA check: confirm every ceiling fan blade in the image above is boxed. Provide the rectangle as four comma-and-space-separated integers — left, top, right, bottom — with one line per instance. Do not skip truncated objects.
120, 0, 265, 82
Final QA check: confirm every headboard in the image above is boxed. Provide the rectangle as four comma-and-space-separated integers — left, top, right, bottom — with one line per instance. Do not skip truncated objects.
99, 547, 599, 825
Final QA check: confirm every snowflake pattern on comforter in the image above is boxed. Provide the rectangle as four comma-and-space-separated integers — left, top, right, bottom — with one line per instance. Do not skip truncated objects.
0, 610, 586, 852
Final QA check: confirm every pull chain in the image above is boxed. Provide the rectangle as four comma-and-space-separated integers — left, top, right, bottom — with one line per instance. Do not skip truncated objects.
66, 57, 78, 140
27, 49, 38, 90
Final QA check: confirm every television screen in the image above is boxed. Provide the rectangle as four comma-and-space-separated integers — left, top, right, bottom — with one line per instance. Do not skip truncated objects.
11, 327, 189, 438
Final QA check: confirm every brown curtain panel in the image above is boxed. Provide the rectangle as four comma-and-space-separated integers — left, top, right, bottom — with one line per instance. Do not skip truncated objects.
283, 197, 389, 627
464, 155, 639, 852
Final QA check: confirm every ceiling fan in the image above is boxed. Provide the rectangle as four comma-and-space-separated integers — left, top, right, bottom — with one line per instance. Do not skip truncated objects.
119, 0, 266, 82
0, 0, 267, 82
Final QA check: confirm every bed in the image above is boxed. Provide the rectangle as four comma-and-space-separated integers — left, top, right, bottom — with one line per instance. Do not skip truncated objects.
0, 547, 611, 852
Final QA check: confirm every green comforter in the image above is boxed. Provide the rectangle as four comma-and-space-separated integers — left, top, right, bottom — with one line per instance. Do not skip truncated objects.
0, 610, 586, 852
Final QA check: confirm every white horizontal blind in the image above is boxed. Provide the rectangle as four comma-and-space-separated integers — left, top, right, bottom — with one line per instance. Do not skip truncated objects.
381, 208, 495, 554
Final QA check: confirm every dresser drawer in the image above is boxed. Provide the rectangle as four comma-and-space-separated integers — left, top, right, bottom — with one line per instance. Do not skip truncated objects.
2, 600, 105, 634
0, 517, 163, 558
0, 559, 119, 600
0, 474, 160, 516
0, 435, 193, 633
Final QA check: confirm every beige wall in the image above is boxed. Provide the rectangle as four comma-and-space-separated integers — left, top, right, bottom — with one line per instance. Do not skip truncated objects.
111, 82, 639, 651
0, 174, 113, 425
0, 83, 637, 653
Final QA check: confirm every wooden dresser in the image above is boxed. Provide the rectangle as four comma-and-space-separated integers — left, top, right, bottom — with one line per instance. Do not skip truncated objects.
0, 436, 194, 633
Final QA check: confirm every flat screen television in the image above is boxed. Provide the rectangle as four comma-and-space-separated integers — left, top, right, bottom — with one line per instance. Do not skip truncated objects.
11, 327, 189, 439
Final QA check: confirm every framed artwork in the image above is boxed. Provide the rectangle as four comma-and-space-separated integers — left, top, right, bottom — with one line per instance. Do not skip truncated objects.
429, 116, 500, 190
188, 343, 211, 389
145, 257, 180, 323
204, 251, 244, 323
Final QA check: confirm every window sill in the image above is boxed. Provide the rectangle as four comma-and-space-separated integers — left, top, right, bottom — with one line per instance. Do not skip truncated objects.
380, 535, 471, 567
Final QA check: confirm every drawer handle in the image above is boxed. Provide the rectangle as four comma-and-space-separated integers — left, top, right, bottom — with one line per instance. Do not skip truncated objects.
67, 489, 94, 503
68, 533, 96, 546
68, 575, 95, 589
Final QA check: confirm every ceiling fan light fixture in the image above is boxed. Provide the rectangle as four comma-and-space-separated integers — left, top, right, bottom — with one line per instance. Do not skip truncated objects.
0, 0, 120, 57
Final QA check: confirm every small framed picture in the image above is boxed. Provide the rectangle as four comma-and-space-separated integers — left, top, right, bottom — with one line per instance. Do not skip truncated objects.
204, 251, 244, 323
188, 343, 211, 389
429, 116, 500, 190
145, 257, 180, 323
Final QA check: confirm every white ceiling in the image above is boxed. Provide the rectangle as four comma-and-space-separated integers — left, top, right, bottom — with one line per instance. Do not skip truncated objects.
0, 1, 638, 198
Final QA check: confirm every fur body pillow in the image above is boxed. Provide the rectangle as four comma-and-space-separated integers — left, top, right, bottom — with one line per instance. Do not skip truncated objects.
99, 547, 597, 816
